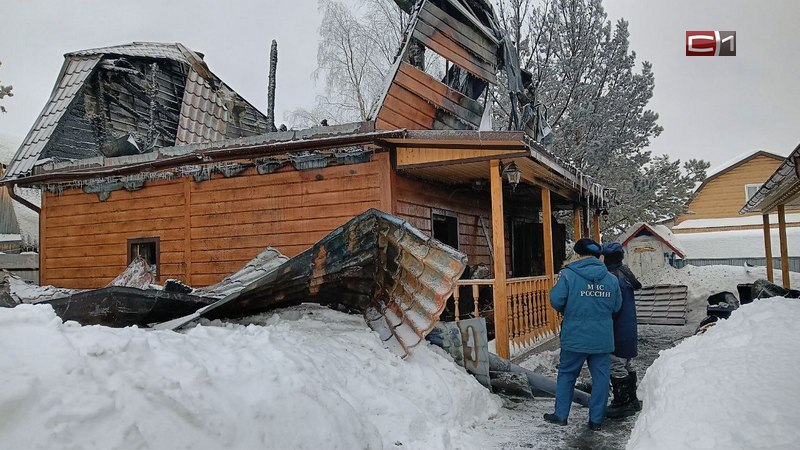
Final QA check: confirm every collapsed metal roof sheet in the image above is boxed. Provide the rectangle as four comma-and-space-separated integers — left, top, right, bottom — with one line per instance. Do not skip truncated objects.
2, 42, 268, 183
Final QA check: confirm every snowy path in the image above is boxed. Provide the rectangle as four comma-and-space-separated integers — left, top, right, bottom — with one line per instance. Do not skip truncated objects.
476, 325, 694, 449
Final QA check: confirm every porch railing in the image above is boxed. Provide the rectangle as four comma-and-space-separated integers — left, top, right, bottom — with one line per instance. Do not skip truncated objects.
507, 276, 558, 356
451, 275, 560, 358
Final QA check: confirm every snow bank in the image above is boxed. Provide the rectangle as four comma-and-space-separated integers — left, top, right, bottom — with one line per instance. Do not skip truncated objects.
640, 263, 800, 324
0, 304, 500, 449
627, 298, 800, 450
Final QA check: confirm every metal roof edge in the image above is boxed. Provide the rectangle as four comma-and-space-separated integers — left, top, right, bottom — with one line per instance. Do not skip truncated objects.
14, 126, 404, 185
740, 143, 800, 214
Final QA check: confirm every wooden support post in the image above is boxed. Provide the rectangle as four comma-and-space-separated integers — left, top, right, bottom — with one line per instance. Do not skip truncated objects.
581, 205, 590, 238
573, 206, 582, 239
541, 188, 555, 280
778, 205, 790, 289
183, 177, 193, 286
490, 159, 510, 358
541, 187, 557, 333
593, 211, 601, 243
39, 190, 47, 285
763, 213, 774, 283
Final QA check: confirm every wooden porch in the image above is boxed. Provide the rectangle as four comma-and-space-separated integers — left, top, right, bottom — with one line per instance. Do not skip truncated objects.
379, 131, 609, 358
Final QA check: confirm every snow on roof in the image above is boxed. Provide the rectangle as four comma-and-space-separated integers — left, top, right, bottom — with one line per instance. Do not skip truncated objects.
692, 150, 786, 196
705, 149, 785, 180
674, 213, 800, 230
0, 233, 21, 242
619, 222, 687, 258
673, 227, 800, 259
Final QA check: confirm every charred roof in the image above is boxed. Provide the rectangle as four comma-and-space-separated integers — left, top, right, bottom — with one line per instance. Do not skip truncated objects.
2, 42, 268, 181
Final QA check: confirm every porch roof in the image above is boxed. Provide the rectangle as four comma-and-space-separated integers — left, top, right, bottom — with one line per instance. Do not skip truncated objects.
377, 130, 612, 209
740, 142, 800, 214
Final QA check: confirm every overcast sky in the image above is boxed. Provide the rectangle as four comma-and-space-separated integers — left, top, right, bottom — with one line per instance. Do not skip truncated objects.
1, 0, 799, 168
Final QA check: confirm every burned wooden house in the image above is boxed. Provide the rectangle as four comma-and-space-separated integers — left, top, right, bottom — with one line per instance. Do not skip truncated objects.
2, 1, 612, 358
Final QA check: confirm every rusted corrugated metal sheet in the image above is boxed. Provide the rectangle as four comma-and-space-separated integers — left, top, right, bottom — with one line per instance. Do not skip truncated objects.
197, 209, 468, 357
30, 209, 466, 358
635, 285, 688, 326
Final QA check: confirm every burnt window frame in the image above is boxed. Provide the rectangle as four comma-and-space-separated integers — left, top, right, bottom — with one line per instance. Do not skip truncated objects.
127, 237, 160, 277
431, 208, 460, 250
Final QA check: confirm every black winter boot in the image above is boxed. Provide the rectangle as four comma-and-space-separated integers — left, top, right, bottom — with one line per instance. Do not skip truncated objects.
605, 374, 637, 419
629, 370, 642, 411
608, 376, 625, 408
543, 413, 568, 426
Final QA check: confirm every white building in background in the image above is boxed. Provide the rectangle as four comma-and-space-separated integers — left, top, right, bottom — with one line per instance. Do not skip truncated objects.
619, 223, 687, 281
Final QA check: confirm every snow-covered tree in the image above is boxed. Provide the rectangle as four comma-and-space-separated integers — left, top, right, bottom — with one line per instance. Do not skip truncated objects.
299, 0, 707, 234
0, 60, 13, 113
496, 0, 707, 235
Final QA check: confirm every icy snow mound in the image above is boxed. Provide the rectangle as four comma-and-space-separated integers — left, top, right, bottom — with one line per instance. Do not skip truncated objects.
0, 304, 500, 449
627, 298, 800, 450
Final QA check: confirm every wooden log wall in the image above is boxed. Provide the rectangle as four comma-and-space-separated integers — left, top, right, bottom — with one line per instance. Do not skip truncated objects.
41, 154, 390, 289
377, 63, 483, 131
393, 174, 508, 273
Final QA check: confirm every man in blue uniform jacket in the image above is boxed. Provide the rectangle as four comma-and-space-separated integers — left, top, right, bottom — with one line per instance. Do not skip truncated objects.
603, 242, 643, 419
543, 238, 622, 431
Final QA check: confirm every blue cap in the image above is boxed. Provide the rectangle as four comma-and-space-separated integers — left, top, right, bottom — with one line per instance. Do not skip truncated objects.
574, 238, 602, 257
602, 242, 624, 256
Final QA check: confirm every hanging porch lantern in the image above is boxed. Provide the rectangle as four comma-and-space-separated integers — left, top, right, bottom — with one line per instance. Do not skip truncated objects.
502, 161, 522, 191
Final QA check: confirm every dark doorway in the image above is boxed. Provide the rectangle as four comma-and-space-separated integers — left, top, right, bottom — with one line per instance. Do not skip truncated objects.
432, 209, 459, 250
512, 219, 535, 277
513, 218, 568, 277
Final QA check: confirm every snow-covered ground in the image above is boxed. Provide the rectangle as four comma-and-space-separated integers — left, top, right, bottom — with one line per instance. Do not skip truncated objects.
628, 297, 800, 449
0, 304, 500, 450
1, 263, 797, 449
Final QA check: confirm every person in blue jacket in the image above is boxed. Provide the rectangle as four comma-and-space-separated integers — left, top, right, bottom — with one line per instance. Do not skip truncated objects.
602, 242, 643, 419
543, 238, 622, 431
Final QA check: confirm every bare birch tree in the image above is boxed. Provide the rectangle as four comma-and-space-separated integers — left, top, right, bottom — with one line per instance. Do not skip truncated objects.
287, 0, 408, 128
